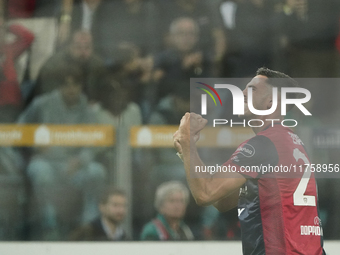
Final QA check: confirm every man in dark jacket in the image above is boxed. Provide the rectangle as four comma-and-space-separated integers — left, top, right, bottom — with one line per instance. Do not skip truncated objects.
70, 187, 129, 241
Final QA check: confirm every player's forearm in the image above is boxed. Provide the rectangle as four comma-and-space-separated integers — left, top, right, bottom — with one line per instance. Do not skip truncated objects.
176, 112, 240, 206
181, 138, 243, 207
181, 140, 221, 206
182, 143, 207, 206
213, 190, 239, 212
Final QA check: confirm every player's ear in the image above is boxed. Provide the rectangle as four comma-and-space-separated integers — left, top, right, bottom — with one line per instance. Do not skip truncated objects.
267, 99, 272, 109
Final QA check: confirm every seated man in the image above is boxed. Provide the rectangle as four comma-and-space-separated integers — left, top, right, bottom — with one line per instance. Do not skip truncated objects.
32, 30, 106, 104
152, 17, 213, 102
18, 65, 106, 240
140, 181, 194, 240
70, 187, 129, 241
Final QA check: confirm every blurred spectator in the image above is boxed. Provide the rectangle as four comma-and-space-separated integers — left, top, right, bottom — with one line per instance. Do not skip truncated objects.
95, 76, 142, 128
0, 14, 34, 122
70, 187, 129, 241
0, 147, 24, 175
149, 88, 190, 126
108, 42, 153, 108
0, 144, 25, 240
1, 0, 60, 96
6, 0, 36, 18
18, 65, 106, 240
93, 0, 160, 61
273, 0, 340, 117
140, 181, 194, 240
152, 17, 213, 102
147, 81, 189, 177
275, 0, 340, 78
158, 0, 226, 62
32, 30, 106, 104
93, 76, 142, 178
219, 0, 273, 77
57, 0, 104, 47
93, 76, 142, 238
71, 0, 102, 31
143, 80, 192, 235
6, 0, 61, 18
0, 147, 26, 241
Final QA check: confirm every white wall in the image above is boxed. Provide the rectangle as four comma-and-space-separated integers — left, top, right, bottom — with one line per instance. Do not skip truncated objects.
0, 241, 338, 255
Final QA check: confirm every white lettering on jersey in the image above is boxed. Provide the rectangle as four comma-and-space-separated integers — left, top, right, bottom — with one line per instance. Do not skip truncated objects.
300, 225, 323, 236
238, 208, 245, 216
289, 132, 304, 145
300, 216, 323, 236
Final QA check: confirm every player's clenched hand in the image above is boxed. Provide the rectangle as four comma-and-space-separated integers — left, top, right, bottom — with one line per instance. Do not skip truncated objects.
173, 114, 190, 153
187, 112, 208, 138
175, 112, 207, 146
173, 130, 183, 154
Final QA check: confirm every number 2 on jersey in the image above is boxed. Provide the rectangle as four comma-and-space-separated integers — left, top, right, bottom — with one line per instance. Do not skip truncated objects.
293, 148, 316, 207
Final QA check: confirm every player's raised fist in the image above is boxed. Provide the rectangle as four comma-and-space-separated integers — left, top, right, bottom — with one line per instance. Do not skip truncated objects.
189, 112, 208, 133
178, 112, 207, 143
173, 130, 183, 154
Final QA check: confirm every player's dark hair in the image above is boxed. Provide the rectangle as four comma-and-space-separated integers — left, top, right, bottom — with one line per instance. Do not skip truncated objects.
99, 187, 126, 205
256, 67, 298, 90
256, 67, 300, 111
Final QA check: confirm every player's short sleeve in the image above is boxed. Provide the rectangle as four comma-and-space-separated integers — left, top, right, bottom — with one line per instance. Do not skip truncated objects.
223, 135, 279, 178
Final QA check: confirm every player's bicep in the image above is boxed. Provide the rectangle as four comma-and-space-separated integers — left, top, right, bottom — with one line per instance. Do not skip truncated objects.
213, 189, 239, 212
205, 173, 245, 206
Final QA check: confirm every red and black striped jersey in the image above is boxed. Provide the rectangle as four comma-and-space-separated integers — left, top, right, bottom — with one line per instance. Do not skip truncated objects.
223, 124, 325, 255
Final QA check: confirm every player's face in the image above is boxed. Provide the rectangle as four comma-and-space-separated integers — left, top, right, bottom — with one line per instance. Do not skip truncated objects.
100, 195, 127, 224
160, 191, 187, 220
242, 75, 273, 119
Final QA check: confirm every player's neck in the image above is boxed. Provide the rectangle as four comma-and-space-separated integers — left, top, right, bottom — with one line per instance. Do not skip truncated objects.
252, 124, 269, 134
251, 116, 283, 134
